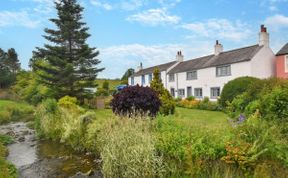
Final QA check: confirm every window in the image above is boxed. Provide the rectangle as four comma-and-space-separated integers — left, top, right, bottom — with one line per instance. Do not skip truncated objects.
194, 88, 202, 98
285, 55, 288, 73
131, 77, 134, 86
178, 89, 185, 98
216, 65, 231, 77
170, 88, 175, 97
187, 71, 197, 80
187, 87, 192, 97
211, 87, 220, 99
169, 74, 175, 82
148, 74, 153, 82
141, 75, 145, 85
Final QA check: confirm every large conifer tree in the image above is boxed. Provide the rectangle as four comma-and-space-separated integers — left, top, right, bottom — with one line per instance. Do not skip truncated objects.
31, 0, 104, 100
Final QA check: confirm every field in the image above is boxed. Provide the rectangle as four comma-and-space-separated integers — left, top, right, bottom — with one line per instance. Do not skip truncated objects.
95, 79, 122, 90
0, 100, 34, 125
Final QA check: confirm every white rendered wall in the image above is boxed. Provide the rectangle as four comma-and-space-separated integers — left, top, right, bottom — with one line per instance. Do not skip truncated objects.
129, 71, 167, 87
251, 46, 275, 78
167, 61, 252, 100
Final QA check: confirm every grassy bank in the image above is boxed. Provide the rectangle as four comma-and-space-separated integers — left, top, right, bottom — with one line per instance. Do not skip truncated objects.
0, 100, 34, 125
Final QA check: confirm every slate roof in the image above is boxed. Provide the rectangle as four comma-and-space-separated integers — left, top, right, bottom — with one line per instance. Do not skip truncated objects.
168, 44, 263, 74
132, 61, 177, 77
276, 43, 288, 56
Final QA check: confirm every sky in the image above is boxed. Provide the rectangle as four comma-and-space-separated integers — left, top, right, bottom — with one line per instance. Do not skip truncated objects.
1, 0, 288, 79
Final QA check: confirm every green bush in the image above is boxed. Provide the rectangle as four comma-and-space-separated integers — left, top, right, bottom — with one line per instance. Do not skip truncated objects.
219, 77, 260, 108
150, 68, 175, 115
260, 87, 288, 120
186, 96, 195, 101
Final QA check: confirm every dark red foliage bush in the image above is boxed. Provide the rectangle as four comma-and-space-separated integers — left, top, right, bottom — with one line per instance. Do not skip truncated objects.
110, 85, 161, 117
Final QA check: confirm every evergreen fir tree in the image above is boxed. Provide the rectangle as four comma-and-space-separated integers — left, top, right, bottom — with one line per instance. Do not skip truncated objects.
31, 0, 104, 101
150, 68, 175, 115
6, 48, 20, 74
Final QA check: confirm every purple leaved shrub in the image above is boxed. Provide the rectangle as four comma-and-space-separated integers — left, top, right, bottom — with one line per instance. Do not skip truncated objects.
110, 85, 161, 117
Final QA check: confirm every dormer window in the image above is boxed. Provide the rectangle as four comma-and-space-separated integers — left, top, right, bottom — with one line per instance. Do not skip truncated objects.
216, 65, 231, 77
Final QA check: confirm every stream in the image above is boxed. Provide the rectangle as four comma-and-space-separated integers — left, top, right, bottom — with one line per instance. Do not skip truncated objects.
0, 122, 102, 178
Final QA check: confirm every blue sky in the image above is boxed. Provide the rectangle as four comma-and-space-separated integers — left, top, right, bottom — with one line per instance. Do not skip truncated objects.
1, 0, 288, 79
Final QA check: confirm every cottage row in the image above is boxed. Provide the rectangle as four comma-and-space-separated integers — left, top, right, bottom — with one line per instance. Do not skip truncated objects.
128, 25, 288, 100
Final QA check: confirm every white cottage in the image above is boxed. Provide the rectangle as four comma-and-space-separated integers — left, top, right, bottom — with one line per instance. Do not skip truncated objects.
129, 25, 275, 100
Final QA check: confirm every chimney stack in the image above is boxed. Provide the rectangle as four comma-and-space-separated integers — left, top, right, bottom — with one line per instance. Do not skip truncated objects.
136, 62, 143, 72
259, 24, 269, 46
176, 50, 184, 62
214, 40, 223, 55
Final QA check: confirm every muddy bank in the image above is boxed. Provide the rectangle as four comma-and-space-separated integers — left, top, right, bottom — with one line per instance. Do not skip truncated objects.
0, 122, 102, 178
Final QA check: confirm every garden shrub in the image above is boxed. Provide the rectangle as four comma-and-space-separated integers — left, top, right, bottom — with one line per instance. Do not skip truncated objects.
150, 68, 175, 115
110, 85, 161, 117
186, 96, 195, 101
219, 76, 260, 107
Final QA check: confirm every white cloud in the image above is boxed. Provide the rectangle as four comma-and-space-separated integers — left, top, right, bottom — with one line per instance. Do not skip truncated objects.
182, 19, 251, 41
0, 11, 40, 28
90, 0, 113, 10
265, 14, 288, 28
90, 0, 146, 11
126, 8, 181, 26
98, 42, 212, 78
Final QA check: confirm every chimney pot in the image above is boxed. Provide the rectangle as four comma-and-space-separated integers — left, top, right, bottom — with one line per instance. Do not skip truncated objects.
176, 50, 184, 62
214, 40, 223, 55
259, 25, 269, 46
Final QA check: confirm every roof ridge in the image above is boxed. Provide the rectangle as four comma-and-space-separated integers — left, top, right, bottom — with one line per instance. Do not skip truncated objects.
182, 44, 259, 63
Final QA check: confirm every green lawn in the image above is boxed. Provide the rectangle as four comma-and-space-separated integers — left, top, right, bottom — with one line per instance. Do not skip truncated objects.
94, 107, 229, 130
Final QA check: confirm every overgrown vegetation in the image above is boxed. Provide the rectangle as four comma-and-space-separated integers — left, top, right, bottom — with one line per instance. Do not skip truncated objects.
34, 93, 288, 177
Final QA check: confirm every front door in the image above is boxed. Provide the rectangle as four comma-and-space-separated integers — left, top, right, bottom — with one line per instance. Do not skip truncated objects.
187, 87, 192, 97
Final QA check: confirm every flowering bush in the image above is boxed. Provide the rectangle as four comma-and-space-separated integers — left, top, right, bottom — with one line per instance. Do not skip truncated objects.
176, 98, 220, 111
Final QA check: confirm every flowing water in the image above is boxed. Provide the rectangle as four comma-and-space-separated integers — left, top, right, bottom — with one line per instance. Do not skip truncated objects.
0, 122, 102, 178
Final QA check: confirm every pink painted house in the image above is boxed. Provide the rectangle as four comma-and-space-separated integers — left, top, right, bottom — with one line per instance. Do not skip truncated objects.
276, 43, 288, 79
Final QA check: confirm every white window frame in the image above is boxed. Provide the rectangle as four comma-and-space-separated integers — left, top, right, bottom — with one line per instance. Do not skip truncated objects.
216, 65, 231, 77
148, 73, 153, 82
210, 87, 221, 99
194, 88, 203, 98
285, 55, 288, 73
131, 77, 134, 86
186, 71, 197, 80
141, 75, 145, 85
169, 74, 175, 82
